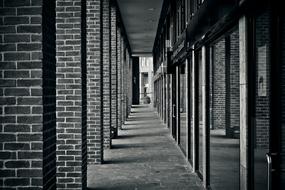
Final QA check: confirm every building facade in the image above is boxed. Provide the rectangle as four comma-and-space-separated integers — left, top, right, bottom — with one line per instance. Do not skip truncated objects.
153, 0, 285, 190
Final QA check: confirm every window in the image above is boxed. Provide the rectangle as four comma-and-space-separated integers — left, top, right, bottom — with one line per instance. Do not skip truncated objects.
181, 0, 185, 32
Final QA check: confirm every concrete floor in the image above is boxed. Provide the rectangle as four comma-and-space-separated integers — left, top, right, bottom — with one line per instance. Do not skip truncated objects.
87, 105, 204, 190
210, 129, 240, 190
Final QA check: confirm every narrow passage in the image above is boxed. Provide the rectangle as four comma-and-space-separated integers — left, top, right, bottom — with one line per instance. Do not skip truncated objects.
88, 105, 204, 190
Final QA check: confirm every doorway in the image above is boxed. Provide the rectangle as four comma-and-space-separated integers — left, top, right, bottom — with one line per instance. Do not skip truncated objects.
179, 62, 187, 155
251, 11, 274, 190
172, 69, 177, 140
209, 27, 240, 190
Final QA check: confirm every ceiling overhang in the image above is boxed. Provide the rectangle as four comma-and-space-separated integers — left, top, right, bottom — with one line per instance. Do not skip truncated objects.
116, 0, 163, 56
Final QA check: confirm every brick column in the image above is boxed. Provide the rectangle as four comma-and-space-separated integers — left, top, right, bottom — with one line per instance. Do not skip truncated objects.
121, 38, 125, 124
110, 3, 118, 138
128, 57, 133, 115
0, 0, 57, 189
117, 27, 122, 129
123, 50, 129, 120
102, 0, 111, 148
86, 0, 103, 164
229, 30, 240, 138
212, 39, 226, 130
56, 0, 87, 188
224, 31, 240, 138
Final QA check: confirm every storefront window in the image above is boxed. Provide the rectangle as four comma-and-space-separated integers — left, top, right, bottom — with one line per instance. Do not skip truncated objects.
209, 27, 240, 190
253, 12, 271, 190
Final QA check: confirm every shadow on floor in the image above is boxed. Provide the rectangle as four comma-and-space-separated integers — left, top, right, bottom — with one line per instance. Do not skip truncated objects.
115, 132, 165, 139
88, 182, 161, 190
122, 123, 162, 127
103, 151, 180, 165
111, 141, 166, 149
126, 116, 158, 121
103, 158, 142, 164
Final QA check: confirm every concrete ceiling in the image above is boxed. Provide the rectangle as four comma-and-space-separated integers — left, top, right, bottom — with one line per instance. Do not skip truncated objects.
117, 0, 163, 56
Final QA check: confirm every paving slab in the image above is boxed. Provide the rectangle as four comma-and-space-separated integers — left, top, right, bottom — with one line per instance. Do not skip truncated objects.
88, 105, 204, 190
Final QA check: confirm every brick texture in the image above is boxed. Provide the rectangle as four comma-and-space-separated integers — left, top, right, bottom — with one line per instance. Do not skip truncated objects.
122, 49, 127, 122
56, 0, 87, 189
86, 0, 103, 164
102, 0, 111, 148
0, 0, 57, 189
120, 36, 125, 125
126, 50, 132, 118
121, 37, 131, 125
125, 47, 132, 122
255, 12, 270, 148
212, 39, 226, 130
110, 3, 118, 138
225, 30, 240, 138
117, 27, 122, 129
212, 32, 240, 138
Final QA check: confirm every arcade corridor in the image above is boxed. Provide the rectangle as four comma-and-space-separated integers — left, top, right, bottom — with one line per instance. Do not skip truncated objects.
1, 0, 285, 190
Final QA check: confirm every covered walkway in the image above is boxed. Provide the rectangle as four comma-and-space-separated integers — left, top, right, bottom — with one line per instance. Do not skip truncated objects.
88, 105, 204, 190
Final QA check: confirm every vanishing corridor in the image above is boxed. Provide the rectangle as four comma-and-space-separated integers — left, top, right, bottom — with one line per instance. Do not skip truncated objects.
1, 0, 285, 189
88, 105, 204, 190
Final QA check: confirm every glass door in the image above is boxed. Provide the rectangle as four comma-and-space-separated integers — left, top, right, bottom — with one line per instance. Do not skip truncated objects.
252, 11, 272, 190
179, 62, 187, 155
172, 70, 177, 140
209, 27, 240, 190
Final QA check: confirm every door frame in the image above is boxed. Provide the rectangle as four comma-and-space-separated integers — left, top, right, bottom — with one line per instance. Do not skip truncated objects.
194, 48, 203, 180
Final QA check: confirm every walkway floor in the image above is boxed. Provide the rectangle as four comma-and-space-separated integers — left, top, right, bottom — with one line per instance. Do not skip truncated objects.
88, 105, 204, 190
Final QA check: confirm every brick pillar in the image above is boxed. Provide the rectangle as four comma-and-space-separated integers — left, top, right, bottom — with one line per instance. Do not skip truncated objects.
123, 50, 129, 120
56, 0, 87, 188
225, 36, 231, 137
86, 0, 103, 164
0, 0, 57, 189
121, 39, 125, 124
102, 0, 111, 148
229, 30, 240, 138
110, 3, 118, 138
117, 27, 122, 129
128, 57, 133, 115
224, 30, 240, 138
213, 39, 226, 130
